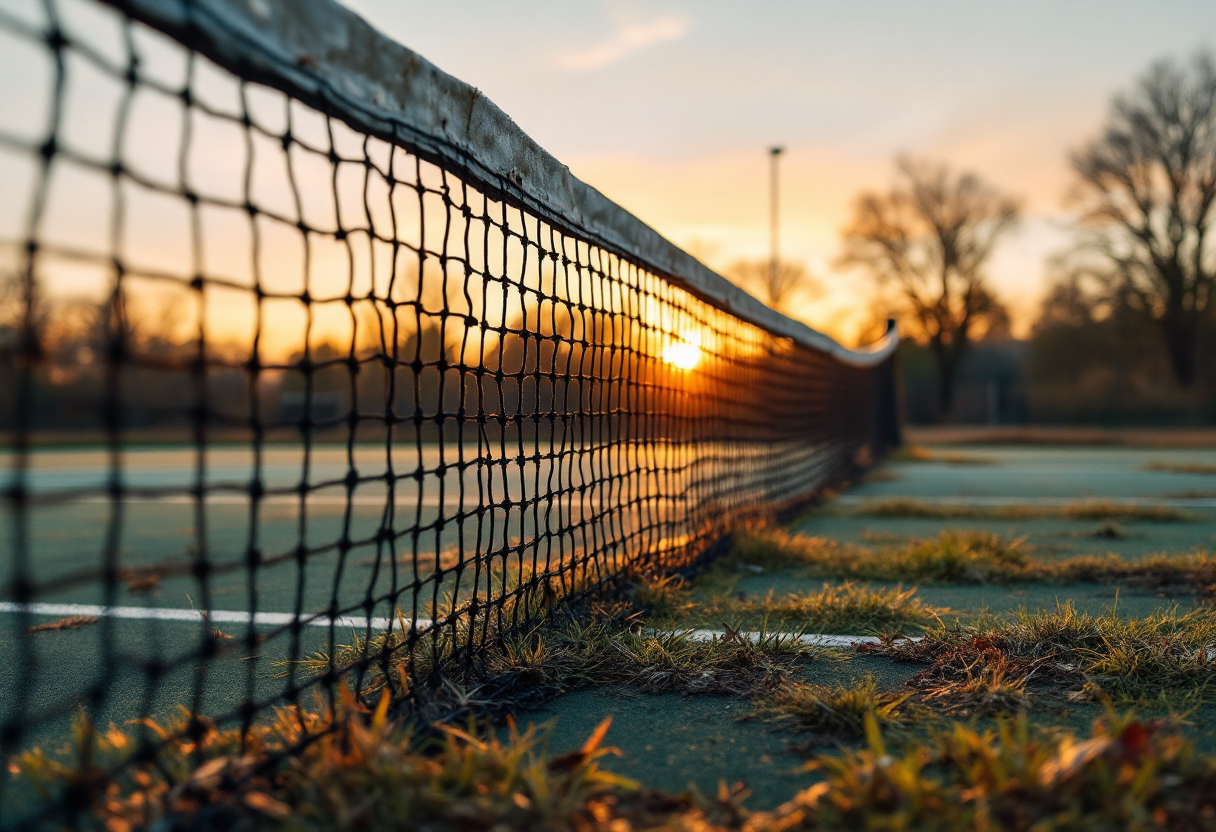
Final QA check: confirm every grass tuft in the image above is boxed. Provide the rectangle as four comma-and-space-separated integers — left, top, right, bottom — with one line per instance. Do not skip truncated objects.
769, 710, 1216, 830
918, 650, 1031, 716
723, 525, 1216, 592
10, 690, 645, 832
867, 603, 1216, 706
20, 700, 1216, 831
693, 583, 942, 635
299, 615, 822, 713
870, 530, 1029, 583
755, 674, 916, 743
631, 572, 689, 620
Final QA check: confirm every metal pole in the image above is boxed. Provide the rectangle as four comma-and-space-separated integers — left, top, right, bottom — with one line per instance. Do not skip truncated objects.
769, 146, 784, 296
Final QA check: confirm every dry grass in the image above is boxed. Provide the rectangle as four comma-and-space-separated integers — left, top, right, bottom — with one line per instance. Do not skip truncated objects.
18, 694, 1216, 831
10, 691, 656, 832
724, 525, 1216, 592
766, 710, 1216, 831
754, 674, 916, 744
631, 572, 691, 621
282, 565, 624, 721
10, 602, 825, 827
917, 650, 1031, 717
864, 603, 1216, 707
298, 615, 823, 713
688, 582, 943, 635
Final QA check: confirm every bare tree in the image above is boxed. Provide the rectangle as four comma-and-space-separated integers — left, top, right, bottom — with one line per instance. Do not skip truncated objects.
725, 258, 820, 315
0, 271, 20, 347
1070, 51, 1216, 387
839, 157, 1019, 419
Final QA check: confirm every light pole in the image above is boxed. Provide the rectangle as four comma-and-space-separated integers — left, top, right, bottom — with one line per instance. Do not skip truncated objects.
769, 146, 784, 297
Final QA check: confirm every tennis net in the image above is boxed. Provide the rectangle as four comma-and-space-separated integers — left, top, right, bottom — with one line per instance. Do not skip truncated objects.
0, 0, 898, 823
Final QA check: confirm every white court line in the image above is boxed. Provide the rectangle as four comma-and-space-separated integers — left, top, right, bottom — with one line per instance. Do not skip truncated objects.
0, 604, 896, 648
0, 602, 432, 631
674, 628, 917, 648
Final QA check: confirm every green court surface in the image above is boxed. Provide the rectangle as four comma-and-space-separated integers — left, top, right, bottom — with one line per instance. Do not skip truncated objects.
0, 440, 687, 757
4, 442, 1216, 810
843, 444, 1216, 501
1, 443, 562, 755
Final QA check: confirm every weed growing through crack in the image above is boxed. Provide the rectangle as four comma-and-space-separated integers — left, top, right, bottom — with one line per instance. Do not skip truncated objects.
723, 525, 1216, 592
754, 674, 916, 744
918, 651, 1031, 716
692, 583, 942, 635
866, 603, 1216, 707
725, 527, 1034, 583
297, 615, 823, 714
778, 710, 1216, 831
840, 498, 1199, 522
632, 573, 690, 620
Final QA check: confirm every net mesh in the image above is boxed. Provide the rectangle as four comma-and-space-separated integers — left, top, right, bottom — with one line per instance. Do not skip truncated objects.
0, 0, 898, 823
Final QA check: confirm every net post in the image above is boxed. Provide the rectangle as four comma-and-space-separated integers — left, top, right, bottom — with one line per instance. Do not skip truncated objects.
882, 317, 903, 450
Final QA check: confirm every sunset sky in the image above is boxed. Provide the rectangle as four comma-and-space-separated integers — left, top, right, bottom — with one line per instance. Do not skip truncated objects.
347, 0, 1216, 344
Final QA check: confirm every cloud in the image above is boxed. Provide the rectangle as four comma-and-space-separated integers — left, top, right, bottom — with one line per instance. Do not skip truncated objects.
554, 15, 689, 71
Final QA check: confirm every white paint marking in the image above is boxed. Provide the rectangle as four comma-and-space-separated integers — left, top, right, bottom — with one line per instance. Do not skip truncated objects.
0, 602, 431, 631
657, 628, 920, 648
1, 605, 912, 649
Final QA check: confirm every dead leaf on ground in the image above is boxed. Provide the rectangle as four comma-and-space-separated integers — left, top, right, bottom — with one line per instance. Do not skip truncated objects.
127, 575, 162, 594
27, 615, 100, 633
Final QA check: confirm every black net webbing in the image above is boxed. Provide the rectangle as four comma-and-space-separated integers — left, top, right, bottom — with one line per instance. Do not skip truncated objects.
0, 0, 898, 824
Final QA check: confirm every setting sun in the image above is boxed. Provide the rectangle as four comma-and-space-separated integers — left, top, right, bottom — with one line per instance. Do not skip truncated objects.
662, 331, 703, 370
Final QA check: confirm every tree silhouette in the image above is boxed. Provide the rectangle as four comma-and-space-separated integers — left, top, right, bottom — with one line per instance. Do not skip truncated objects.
724, 258, 820, 315
1070, 50, 1216, 387
839, 157, 1019, 419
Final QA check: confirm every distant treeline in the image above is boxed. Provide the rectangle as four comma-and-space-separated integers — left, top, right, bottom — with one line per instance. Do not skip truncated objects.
0, 287, 893, 451
900, 284, 1216, 425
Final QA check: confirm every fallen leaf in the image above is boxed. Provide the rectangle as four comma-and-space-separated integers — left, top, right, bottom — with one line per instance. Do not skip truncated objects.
244, 791, 291, 818
126, 575, 161, 594
1038, 736, 1113, 785
28, 616, 100, 633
